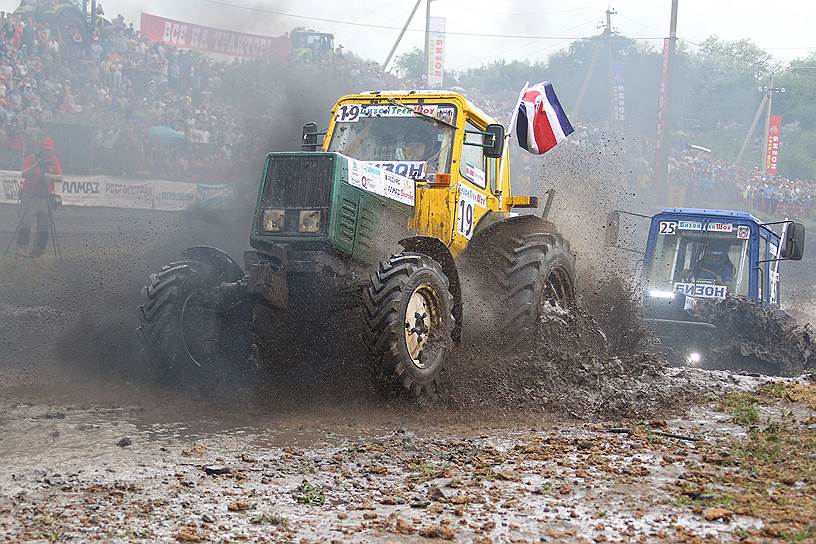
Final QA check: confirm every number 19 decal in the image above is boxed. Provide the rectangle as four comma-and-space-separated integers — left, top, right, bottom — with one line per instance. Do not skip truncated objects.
457, 198, 475, 239
336, 104, 361, 122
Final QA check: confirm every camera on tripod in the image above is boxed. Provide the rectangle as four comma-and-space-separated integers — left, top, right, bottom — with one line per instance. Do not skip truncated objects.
36, 150, 52, 170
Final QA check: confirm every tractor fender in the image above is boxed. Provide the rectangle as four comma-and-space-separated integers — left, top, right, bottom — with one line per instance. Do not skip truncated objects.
472, 212, 559, 243
398, 236, 463, 344
181, 246, 245, 282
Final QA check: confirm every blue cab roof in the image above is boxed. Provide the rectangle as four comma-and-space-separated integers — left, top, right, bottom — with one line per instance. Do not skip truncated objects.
660, 208, 762, 222
658, 208, 780, 238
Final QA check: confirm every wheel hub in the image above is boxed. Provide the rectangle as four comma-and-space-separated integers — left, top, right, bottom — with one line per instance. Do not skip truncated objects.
404, 284, 436, 368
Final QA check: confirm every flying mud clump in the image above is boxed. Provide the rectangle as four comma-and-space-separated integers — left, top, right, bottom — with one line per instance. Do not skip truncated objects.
693, 296, 815, 377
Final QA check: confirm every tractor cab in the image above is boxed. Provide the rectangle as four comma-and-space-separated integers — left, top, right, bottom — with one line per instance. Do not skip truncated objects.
606, 207, 805, 368
290, 29, 335, 62
642, 209, 805, 308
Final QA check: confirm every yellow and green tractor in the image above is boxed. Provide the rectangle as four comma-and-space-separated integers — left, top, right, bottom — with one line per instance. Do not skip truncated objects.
138, 91, 576, 396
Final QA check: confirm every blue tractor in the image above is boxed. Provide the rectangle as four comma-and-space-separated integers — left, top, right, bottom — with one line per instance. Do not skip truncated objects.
607, 208, 807, 374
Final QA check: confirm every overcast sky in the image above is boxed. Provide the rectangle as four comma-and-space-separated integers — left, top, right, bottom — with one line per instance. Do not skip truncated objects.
2, 0, 813, 69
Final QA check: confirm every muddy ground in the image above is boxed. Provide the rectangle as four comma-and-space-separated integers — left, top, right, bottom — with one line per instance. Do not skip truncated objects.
1, 204, 815, 543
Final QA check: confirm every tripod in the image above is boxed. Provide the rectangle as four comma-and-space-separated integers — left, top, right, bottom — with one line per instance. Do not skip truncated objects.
3, 184, 62, 262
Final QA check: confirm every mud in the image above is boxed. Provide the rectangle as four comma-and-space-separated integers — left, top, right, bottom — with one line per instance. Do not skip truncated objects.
1, 204, 814, 542
693, 296, 816, 377
2, 371, 810, 543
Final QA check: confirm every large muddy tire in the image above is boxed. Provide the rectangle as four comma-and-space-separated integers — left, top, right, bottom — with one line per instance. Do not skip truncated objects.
364, 253, 455, 397
492, 231, 576, 344
138, 259, 252, 387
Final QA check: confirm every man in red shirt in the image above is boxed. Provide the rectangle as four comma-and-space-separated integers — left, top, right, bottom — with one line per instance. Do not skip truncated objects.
17, 137, 63, 257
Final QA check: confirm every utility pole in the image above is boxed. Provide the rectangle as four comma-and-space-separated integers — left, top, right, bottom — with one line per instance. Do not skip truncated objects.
383, 0, 423, 71
736, 94, 768, 165
573, 38, 602, 118
653, 0, 679, 204
605, 7, 617, 124
423, 0, 434, 83
760, 75, 785, 168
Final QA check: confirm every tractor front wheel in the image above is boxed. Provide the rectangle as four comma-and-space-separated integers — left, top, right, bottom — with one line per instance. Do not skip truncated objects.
364, 253, 455, 397
138, 259, 252, 388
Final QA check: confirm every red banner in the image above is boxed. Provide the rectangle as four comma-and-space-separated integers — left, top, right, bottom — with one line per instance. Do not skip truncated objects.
140, 13, 288, 61
766, 115, 782, 176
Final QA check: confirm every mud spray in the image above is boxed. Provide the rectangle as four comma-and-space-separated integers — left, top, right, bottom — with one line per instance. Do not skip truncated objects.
0, 57, 703, 422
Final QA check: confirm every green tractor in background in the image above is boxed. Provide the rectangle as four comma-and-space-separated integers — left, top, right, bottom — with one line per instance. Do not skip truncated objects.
15, 0, 103, 44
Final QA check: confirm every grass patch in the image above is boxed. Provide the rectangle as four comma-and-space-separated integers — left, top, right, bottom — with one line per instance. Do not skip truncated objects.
294, 480, 325, 505
678, 384, 816, 538
785, 529, 816, 542
683, 424, 816, 538
720, 392, 760, 426
672, 493, 735, 509
760, 382, 816, 411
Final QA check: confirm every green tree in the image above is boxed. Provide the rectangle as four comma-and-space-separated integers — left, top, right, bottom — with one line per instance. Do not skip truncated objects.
394, 47, 425, 80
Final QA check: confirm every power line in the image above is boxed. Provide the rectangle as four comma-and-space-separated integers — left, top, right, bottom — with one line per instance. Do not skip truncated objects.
460, 0, 625, 17
196, 0, 664, 41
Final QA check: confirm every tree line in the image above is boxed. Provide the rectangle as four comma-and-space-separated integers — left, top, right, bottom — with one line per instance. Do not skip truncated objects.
396, 36, 816, 180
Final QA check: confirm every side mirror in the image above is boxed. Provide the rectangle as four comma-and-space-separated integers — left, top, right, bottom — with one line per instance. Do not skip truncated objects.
302, 122, 320, 151
484, 123, 505, 159
604, 210, 620, 247
782, 222, 805, 260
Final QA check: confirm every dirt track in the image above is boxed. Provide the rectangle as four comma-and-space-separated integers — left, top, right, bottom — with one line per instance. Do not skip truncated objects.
1, 204, 816, 543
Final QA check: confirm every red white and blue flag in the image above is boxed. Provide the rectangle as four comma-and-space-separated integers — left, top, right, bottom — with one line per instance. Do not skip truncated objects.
516, 82, 574, 155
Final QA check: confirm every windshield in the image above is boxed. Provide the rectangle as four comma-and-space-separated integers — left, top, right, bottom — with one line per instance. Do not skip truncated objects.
647, 220, 751, 298
328, 104, 456, 179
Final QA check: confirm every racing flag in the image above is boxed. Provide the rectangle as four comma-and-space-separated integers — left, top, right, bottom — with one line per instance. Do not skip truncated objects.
516, 82, 574, 155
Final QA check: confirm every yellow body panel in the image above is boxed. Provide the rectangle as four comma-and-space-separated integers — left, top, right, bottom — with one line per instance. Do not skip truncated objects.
324, 91, 524, 256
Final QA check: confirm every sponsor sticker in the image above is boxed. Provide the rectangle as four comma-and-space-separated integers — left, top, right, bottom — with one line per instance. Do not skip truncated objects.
365, 161, 427, 180
678, 221, 734, 232
464, 163, 486, 188
673, 282, 728, 299
737, 225, 750, 240
347, 157, 415, 206
336, 103, 455, 124
456, 182, 487, 240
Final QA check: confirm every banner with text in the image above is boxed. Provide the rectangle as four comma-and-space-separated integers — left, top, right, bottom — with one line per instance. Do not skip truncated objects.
140, 13, 289, 61
197, 184, 236, 210
154, 180, 198, 211
766, 115, 782, 176
426, 17, 446, 88
0, 171, 234, 211
0, 171, 21, 204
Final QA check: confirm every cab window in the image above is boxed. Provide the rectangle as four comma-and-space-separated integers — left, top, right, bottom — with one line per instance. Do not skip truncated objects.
460, 121, 487, 189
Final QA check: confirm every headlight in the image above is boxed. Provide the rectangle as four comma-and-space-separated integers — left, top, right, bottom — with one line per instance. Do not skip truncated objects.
298, 210, 322, 233
649, 289, 676, 299
262, 209, 285, 232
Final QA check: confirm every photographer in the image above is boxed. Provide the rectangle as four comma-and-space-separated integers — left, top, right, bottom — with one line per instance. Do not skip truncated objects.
16, 137, 62, 258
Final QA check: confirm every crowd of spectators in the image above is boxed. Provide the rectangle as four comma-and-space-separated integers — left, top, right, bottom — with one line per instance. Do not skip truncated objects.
669, 149, 816, 218
0, 4, 405, 183
1, 4, 814, 220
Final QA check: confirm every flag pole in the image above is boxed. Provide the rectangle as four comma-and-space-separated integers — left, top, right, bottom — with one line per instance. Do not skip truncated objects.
497, 81, 528, 204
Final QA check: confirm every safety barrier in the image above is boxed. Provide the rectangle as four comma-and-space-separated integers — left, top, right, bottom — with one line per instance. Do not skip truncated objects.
0, 170, 235, 211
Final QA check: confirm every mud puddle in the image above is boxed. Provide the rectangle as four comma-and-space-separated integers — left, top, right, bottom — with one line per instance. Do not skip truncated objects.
2, 370, 802, 543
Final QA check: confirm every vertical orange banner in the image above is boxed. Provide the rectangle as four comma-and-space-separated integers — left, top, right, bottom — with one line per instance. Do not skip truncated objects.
766, 115, 781, 175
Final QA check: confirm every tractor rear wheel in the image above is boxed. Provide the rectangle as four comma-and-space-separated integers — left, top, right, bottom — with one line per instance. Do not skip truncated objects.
138, 259, 252, 388
364, 253, 455, 397
491, 231, 576, 344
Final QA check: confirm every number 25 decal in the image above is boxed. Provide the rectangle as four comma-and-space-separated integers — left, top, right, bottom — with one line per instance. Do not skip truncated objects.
659, 221, 677, 235
458, 198, 475, 239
